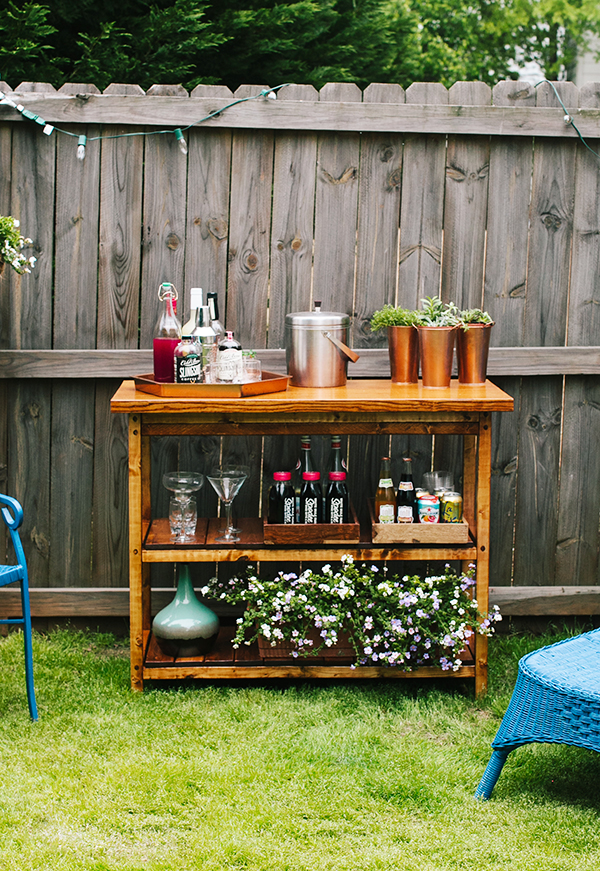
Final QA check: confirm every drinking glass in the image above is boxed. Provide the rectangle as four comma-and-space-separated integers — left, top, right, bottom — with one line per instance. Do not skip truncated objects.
163, 472, 203, 542
207, 466, 249, 543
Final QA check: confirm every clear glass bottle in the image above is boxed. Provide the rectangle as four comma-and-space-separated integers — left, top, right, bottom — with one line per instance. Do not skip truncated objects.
217, 330, 243, 382
191, 304, 217, 380
374, 456, 396, 524
397, 456, 418, 523
326, 471, 349, 523
153, 282, 181, 383
181, 287, 203, 338
206, 291, 224, 349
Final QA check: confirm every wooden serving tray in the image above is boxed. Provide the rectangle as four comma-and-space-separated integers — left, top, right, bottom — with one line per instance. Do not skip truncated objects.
133, 370, 289, 397
263, 501, 360, 544
368, 499, 470, 544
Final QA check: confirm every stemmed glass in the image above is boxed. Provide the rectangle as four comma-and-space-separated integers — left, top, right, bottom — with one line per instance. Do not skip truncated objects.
207, 466, 249, 543
163, 472, 204, 543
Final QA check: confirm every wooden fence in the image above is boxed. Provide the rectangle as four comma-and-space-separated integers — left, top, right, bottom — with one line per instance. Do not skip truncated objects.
2, 77, 600, 617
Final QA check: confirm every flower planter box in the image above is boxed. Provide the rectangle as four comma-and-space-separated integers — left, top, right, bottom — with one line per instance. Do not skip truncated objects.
258, 628, 355, 661
263, 501, 360, 545
368, 499, 470, 544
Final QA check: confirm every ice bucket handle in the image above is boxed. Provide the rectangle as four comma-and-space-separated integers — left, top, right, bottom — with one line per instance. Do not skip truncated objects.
322, 331, 360, 363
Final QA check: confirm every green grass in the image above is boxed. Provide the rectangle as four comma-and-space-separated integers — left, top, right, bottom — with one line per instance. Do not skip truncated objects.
1, 626, 600, 870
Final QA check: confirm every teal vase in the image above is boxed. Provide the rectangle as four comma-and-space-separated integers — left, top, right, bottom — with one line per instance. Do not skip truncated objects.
152, 565, 220, 657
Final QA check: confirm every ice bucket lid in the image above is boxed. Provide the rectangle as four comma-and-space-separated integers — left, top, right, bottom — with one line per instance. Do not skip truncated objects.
285, 310, 350, 329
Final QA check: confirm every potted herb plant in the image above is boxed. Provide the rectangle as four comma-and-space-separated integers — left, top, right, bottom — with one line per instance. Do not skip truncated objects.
0, 215, 36, 276
369, 304, 420, 384
415, 297, 460, 388
457, 308, 494, 385
202, 556, 501, 670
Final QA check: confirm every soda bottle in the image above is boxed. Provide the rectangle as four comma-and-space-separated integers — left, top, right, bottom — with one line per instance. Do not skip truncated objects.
300, 471, 323, 524
153, 282, 181, 382
326, 471, 349, 523
374, 456, 396, 524
327, 435, 347, 477
268, 472, 295, 524
397, 456, 418, 523
293, 436, 315, 521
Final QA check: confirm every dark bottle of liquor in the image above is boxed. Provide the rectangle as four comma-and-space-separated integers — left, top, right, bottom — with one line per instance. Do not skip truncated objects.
300, 471, 323, 524
217, 330, 243, 382
327, 435, 347, 476
268, 471, 295, 524
326, 471, 349, 523
374, 456, 396, 524
397, 456, 418, 523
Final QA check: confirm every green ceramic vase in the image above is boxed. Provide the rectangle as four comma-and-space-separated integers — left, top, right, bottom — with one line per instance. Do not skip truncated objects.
152, 564, 220, 657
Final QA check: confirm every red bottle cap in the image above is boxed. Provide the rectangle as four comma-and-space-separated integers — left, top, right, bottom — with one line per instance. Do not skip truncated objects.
329, 471, 346, 480
273, 471, 292, 481
303, 471, 320, 481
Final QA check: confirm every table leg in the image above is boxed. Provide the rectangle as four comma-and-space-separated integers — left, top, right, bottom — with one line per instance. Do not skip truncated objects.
128, 415, 144, 691
475, 412, 491, 696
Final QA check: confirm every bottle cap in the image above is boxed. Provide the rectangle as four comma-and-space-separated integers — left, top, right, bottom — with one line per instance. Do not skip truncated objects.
303, 471, 320, 481
190, 287, 203, 307
329, 471, 346, 480
273, 471, 292, 481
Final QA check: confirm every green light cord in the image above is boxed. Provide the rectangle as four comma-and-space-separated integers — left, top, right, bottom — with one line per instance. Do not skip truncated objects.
535, 79, 600, 161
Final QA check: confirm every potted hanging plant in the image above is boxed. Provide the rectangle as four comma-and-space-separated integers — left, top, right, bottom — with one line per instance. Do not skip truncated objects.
201, 556, 501, 670
0, 215, 36, 276
369, 304, 420, 384
457, 308, 494, 385
415, 297, 460, 388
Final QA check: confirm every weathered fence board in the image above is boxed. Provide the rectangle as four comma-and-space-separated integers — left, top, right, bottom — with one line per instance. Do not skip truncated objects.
2, 79, 600, 602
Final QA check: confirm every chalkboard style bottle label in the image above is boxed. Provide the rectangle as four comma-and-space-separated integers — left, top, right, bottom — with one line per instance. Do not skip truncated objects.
174, 336, 202, 383
326, 471, 349, 523
300, 471, 323, 523
268, 471, 295, 524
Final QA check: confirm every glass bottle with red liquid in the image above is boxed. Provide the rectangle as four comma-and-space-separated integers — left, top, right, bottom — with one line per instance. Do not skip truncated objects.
153, 282, 181, 382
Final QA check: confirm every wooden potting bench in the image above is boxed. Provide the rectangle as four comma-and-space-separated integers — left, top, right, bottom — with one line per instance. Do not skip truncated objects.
111, 378, 513, 694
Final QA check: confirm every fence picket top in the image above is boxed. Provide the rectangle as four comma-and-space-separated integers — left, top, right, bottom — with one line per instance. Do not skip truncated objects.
449, 81, 492, 105
146, 84, 189, 96
405, 82, 448, 104
190, 84, 233, 98
103, 83, 145, 95
492, 80, 535, 106
320, 82, 362, 101
58, 83, 101, 95
13, 81, 56, 93
579, 82, 600, 107
536, 80, 579, 109
363, 83, 405, 103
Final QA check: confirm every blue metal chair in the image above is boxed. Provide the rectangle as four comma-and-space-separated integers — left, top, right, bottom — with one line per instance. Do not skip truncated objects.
475, 628, 600, 799
0, 493, 38, 720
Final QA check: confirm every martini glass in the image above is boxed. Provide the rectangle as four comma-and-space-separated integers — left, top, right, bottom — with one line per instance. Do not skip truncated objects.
207, 466, 249, 543
163, 472, 204, 542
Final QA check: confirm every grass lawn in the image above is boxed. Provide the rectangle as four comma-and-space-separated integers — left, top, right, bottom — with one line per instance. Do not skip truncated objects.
1, 626, 599, 870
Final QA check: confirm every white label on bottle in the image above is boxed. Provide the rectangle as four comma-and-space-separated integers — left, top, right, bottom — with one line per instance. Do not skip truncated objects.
329, 497, 345, 524
378, 478, 393, 488
378, 504, 395, 523
283, 497, 295, 524
397, 506, 413, 523
217, 348, 243, 382
304, 498, 319, 523
398, 481, 414, 491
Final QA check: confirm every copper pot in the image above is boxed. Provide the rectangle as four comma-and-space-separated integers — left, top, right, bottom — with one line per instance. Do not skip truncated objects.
417, 325, 457, 388
457, 323, 494, 385
387, 325, 419, 384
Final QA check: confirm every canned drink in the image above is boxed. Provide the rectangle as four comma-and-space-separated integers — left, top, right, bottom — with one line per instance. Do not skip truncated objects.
417, 494, 439, 523
441, 491, 463, 523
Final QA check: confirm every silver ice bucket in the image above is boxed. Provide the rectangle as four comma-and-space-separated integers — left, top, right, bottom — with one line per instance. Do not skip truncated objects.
285, 304, 359, 387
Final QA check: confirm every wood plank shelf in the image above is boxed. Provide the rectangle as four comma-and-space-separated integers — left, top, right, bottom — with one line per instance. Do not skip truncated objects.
112, 378, 514, 694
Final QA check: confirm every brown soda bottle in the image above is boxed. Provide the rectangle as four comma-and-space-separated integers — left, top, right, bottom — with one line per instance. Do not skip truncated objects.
375, 456, 396, 524
397, 456, 418, 523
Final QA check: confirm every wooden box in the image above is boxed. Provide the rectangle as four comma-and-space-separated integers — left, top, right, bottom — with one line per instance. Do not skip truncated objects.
263, 501, 360, 545
368, 499, 470, 544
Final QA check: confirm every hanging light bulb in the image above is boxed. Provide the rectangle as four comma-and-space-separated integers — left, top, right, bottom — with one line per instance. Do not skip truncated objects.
77, 134, 87, 161
174, 128, 187, 155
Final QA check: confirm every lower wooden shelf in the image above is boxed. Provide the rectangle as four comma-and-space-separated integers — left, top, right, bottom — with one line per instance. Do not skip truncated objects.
142, 625, 476, 681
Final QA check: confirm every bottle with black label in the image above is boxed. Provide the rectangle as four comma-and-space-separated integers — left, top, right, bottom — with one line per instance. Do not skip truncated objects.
173, 335, 202, 383
397, 456, 418, 523
268, 472, 295, 524
293, 435, 315, 521
300, 471, 323, 523
326, 471, 349, 523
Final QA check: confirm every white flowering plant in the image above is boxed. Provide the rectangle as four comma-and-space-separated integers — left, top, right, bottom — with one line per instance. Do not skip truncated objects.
0, 215, 36, 274
202, 557, 501, 671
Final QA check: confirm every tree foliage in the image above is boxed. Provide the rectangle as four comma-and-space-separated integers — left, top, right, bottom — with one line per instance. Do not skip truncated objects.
1, 0, 599, 90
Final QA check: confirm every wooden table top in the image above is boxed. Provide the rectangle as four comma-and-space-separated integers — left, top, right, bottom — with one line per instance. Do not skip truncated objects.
111, 378, 514, 415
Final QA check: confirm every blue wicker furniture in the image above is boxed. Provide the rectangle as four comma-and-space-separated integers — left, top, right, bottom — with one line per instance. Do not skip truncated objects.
475, 628, 600, 799
0, 493, 38, 720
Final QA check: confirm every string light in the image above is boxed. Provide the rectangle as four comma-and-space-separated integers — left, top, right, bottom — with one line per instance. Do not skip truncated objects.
535, 80, 600, 162
0, 83, 289, 160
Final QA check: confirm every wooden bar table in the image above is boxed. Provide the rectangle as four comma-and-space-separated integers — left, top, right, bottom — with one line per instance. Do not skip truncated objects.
111, 379, 514, 694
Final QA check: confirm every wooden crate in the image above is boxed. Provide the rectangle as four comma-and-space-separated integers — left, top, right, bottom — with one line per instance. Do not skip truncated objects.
263, 501, 360, 544
368, 500, 470, 544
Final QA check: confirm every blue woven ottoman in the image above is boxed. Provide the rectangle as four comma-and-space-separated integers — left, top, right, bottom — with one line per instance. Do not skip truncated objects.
475, 628, 600, 799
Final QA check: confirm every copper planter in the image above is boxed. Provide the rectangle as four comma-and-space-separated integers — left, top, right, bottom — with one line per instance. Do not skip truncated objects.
417, 326, 457, 388
387, 325, 419, 383
457, 323, 494, 385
